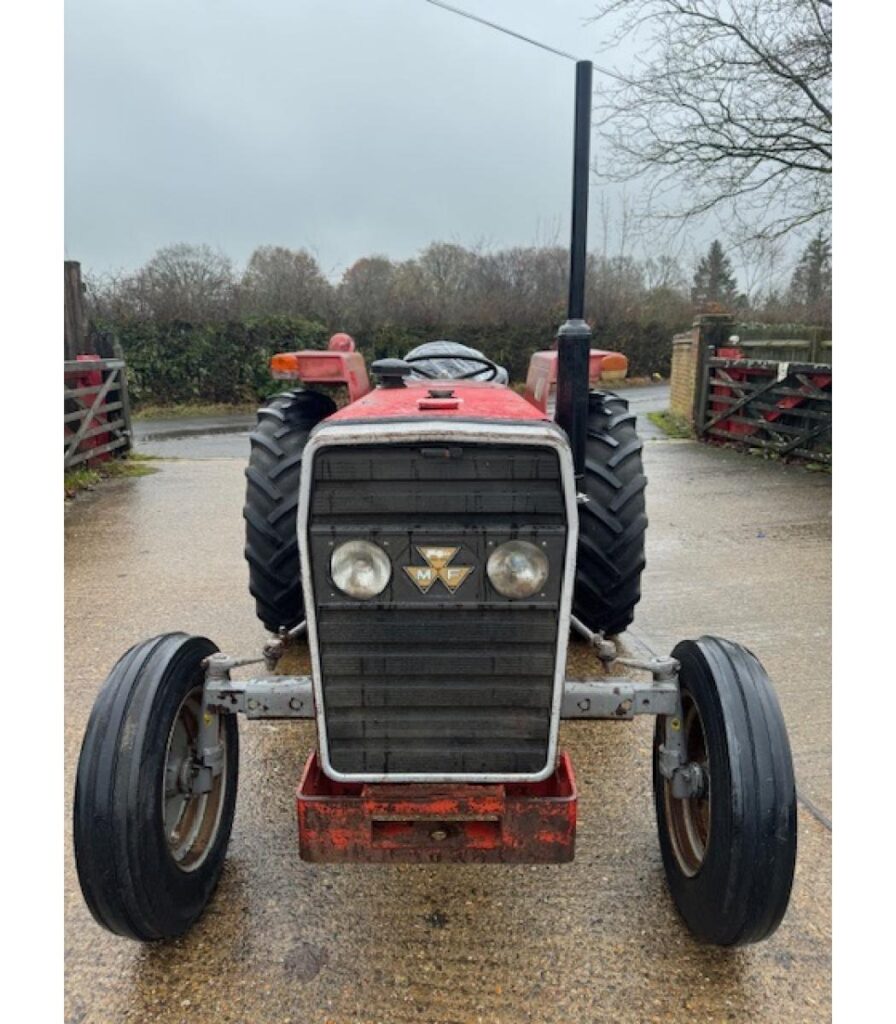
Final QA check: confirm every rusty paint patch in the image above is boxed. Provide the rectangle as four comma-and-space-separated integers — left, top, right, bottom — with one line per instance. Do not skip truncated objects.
296, 752, 577, 864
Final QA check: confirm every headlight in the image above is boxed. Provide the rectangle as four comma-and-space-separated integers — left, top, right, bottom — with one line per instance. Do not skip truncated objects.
330, 540, 391, 599
486, 540, 549, 599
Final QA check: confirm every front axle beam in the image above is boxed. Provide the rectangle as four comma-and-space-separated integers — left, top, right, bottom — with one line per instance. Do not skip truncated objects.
201, 651, 701, 797
204, 665, 679, 722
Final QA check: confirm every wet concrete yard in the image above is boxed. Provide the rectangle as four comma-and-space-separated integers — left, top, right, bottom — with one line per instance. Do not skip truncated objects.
65, 417, 831, 1023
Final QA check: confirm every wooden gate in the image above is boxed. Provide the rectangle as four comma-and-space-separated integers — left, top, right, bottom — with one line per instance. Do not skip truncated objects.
696, 357, 831, 464
64, 358, 133, 468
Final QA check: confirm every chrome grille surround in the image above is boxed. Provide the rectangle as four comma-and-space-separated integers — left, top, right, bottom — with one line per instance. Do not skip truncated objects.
298, 419, 579, 783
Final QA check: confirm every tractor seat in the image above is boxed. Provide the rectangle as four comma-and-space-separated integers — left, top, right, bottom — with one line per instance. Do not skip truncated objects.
403, 341, 509, 384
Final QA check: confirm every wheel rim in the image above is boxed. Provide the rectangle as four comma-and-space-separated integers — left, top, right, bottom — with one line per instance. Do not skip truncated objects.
162, 686, 227, 872
664, 692, 711, 877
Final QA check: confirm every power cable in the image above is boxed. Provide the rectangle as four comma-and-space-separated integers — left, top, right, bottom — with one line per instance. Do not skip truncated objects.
421, 0, 628, 82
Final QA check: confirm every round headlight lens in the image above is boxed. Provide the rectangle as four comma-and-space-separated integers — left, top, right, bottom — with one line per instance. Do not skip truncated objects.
486, 540, 549, 599
330, 540, 391, 599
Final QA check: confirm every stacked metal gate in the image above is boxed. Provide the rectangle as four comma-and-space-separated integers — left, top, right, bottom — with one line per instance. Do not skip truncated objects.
64, 358, 133, 469
695, 356, 831, 464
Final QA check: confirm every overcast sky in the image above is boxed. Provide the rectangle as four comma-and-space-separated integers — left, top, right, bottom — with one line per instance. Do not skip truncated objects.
66, 0, 719, 279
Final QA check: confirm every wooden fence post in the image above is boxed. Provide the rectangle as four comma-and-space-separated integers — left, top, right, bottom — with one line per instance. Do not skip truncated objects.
691, 313, 735, 436
113, 336, 134, 448
64, 261, 89, 360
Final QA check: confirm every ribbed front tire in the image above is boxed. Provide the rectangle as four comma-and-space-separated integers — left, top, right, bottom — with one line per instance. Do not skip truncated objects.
243, 389, 336, 632
73, 634, 239, 941
654, 637, 797, 946
573, 391, 647, 636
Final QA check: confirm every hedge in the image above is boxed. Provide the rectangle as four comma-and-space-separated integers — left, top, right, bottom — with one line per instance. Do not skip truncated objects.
94, 316, 329, 406
94, 315, 679, 407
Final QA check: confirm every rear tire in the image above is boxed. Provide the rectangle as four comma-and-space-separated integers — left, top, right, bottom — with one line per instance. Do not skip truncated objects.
653, 637, 797, 946
573, 391, 647, 636
73, 633, 239, 941
243, 389, 336, 631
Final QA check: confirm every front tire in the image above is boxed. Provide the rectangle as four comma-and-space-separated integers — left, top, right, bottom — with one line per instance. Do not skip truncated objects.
73, 634, 239, 941
653, 637, 797, 946
243, 389, 336, 631
573, 391, 647, 636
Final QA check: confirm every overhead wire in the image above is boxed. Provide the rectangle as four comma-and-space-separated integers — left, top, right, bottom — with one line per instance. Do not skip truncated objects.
421, 0, 628, 82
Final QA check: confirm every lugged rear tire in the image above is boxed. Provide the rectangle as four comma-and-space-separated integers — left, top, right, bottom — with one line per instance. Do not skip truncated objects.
243, 389, 336, 632
573, 391, 647, 636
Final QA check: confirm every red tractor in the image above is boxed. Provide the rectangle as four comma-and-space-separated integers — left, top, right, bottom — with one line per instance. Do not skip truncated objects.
73, 63, 796, 947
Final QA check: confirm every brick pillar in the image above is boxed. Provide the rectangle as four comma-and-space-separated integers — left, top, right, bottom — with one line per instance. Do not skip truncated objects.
669, 314, 736, 423
670, 328, 698, 420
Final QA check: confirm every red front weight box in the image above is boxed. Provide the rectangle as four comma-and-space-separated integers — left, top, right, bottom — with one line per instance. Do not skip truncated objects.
297, 752, 577, 864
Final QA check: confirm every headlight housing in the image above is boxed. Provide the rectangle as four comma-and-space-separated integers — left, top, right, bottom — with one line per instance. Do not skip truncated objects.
486, 540, 549, 599
330, 540, 392, 599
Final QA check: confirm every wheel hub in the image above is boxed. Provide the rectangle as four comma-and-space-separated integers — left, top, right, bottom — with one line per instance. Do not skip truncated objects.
670, 761, 707, 800
177, 757, 196, 794
664, 692, 711, 877
162, 688, 228, 872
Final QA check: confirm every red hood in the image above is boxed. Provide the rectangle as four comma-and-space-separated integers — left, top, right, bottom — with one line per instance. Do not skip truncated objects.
328, 380, 549, 423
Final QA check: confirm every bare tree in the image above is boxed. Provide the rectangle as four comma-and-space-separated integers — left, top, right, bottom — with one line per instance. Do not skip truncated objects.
643, 253, 687, 292
590, 1, 832, 240
84, 269, 136, 322
735, 234, 787, 305
338, 256, 398, 336
416, 243, 479, 321
131, 244, 238, 321
241, 245, 333, 320
83, 245, 237, 322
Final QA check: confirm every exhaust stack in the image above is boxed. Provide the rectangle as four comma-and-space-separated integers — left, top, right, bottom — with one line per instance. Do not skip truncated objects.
554, 59, 593, 482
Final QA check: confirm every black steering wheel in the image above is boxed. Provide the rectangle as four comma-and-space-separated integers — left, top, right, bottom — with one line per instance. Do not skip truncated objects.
403, 352, 500, 382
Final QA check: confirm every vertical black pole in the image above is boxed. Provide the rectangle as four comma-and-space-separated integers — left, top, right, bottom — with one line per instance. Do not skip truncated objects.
555, 60, 593, 484
566, 60, 592, 322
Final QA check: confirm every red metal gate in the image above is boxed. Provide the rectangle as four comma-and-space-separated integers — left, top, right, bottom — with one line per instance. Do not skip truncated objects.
697, 356, 831, 464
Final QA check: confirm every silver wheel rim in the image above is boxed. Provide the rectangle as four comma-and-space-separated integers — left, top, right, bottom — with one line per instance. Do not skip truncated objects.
162, 686, 227, 872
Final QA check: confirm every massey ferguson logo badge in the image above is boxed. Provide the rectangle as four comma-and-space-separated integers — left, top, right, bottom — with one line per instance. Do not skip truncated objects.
404, 546, 473, 594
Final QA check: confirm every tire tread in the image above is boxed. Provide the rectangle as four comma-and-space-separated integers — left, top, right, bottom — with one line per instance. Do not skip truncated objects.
573, 390, 647, 635
243, 389, 336, 631
74, 634, 239, 941
654, 636, 797, 946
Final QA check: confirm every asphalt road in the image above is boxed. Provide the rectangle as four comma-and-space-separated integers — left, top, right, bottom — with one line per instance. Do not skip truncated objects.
66, 396, 831, 1023
133, 412, 257, 459
131, 383, 673, 459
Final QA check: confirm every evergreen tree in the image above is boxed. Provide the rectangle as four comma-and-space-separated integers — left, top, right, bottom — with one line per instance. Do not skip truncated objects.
691, 240, 741, 309
789, 232, 832, 317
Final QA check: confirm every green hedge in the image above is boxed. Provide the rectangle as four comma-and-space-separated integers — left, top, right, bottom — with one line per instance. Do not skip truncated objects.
95, 316, 330, 406
734, 322, 831, 343
95, 315, 677, 407
356, 320, 674, 382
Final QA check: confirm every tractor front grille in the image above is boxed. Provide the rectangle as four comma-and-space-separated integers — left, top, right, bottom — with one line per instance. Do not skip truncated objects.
303, 437, 572, 780
317, 607, 556, 774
